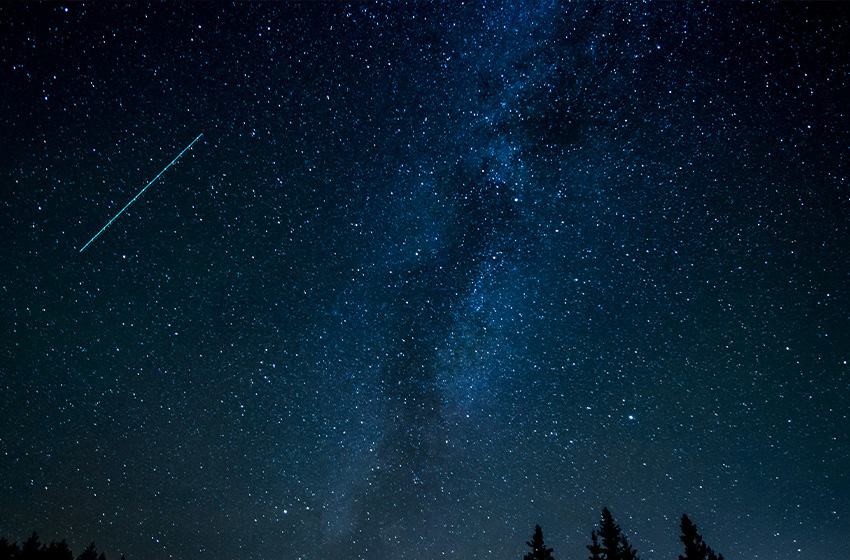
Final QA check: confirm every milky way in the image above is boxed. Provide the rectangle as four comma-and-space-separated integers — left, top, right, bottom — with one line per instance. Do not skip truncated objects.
1, 3, 847, 560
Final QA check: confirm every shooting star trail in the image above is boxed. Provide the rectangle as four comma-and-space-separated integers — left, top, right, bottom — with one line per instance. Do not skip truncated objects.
79, 133, 203, 253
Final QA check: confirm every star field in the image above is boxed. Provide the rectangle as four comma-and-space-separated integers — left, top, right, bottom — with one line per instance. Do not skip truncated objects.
1, 3, 848, 560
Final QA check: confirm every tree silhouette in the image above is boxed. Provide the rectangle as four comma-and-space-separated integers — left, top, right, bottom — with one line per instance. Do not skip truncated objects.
524, 525, 555, 560
75, 542, 105, 560
0, 535, 107, 560
21, 532, 44, 560
679, 514, 724, 560
44, 540, 74, 560
0, 538, 20, 560
591, 507, 640, 560
587, 530, 603, 560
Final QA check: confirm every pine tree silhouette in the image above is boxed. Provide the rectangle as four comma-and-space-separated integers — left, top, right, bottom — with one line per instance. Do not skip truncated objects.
524, 525, 555, 560
587, 530, 603, 560
619, 538, 639, 560
76, 542, 104, 560
21, 532, 44, 560
592, 507, 640, 560
679, 514, 724, 560
44, 540, 74, 560
0, 538, 20, 560
0, 534, 109, 560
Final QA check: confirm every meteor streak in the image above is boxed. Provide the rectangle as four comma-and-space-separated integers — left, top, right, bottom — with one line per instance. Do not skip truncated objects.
79, 133, 203, 253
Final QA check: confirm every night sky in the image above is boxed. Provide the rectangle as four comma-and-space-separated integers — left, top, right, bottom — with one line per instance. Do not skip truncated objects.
1, 3, 848, 560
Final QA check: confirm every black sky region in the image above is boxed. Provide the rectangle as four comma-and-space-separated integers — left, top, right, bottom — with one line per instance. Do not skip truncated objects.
1, 2, 848, 560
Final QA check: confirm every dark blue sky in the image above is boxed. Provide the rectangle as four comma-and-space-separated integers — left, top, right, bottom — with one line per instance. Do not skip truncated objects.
1, 3, 847, 559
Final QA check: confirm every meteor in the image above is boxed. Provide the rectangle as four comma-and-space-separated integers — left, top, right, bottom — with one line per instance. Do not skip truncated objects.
79, 133, 203, 253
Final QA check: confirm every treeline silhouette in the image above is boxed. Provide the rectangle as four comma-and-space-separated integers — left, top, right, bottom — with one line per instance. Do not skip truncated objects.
525, 508, 724, 560
0, 533, 121, 560
2, 509, 722, 560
